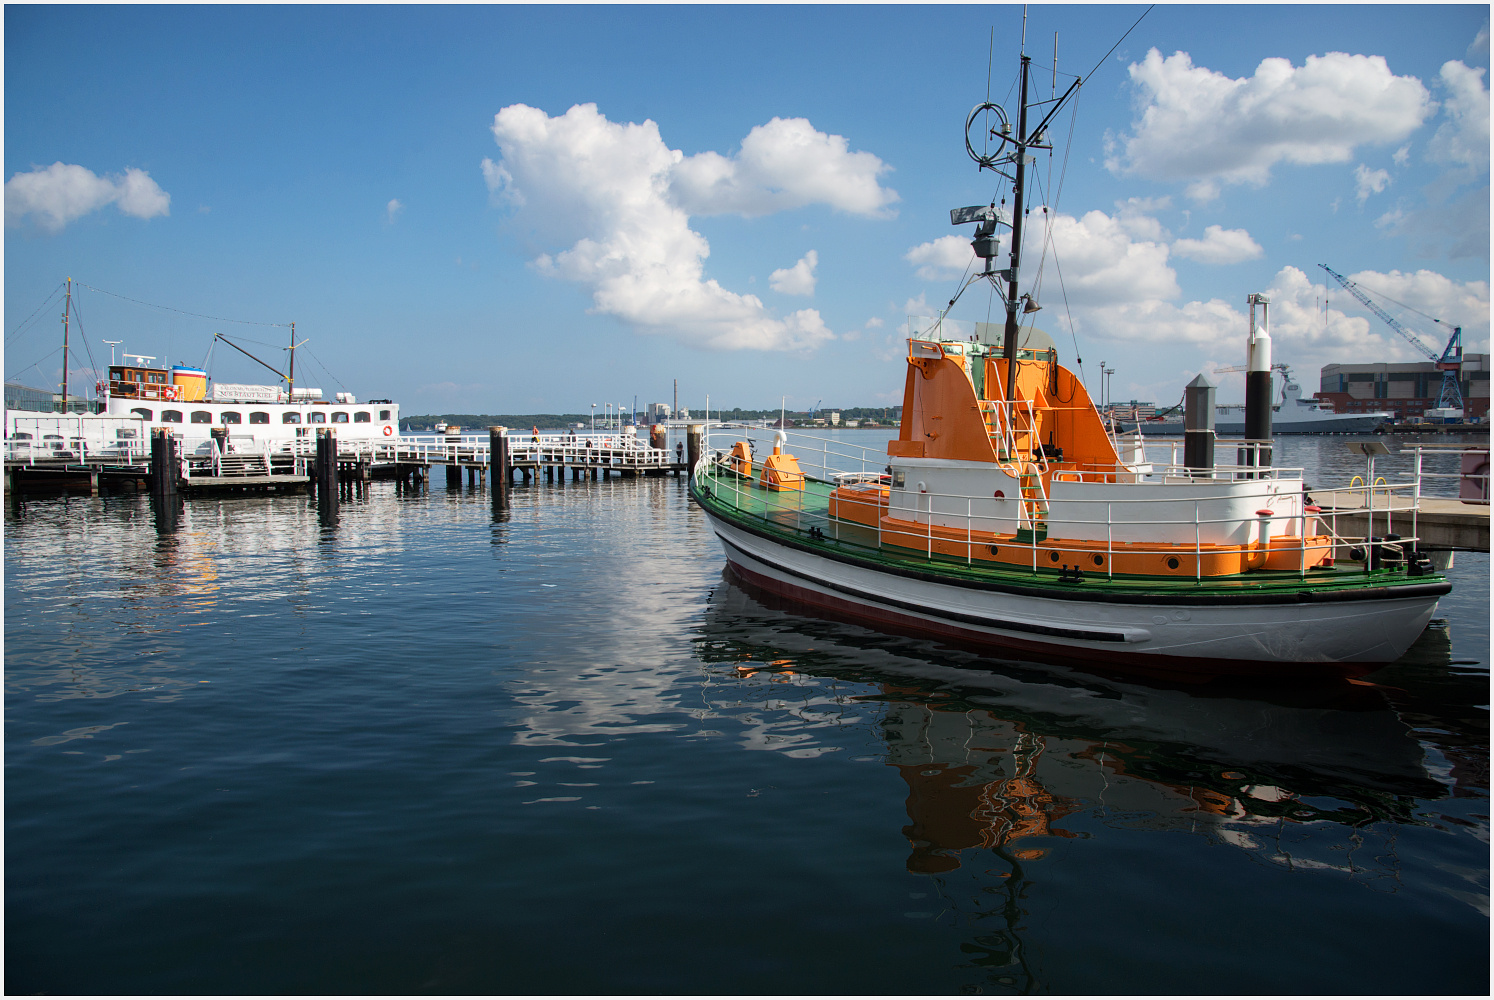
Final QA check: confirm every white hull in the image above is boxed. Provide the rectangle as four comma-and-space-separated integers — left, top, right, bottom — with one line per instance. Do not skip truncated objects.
704, 513, 1442, 676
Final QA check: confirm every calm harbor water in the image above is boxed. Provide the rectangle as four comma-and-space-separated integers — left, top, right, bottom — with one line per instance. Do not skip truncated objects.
6, 431, 1488, 994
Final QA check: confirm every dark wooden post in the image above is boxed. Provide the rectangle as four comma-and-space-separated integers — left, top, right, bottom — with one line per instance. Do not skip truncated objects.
316, 429, 339, 497
489, 426, 509, 499
686, 423, 704, 474
150, 428, 178, 499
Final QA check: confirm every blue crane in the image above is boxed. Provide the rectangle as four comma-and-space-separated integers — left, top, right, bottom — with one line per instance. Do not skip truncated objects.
1320, 264, 1463, 410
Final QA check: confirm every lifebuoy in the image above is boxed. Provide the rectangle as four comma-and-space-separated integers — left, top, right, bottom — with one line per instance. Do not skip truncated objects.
383, 425, 393, 436
162, 385, 179, 401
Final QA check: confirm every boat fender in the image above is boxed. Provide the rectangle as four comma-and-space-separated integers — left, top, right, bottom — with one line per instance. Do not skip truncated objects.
383, 425, 393, 436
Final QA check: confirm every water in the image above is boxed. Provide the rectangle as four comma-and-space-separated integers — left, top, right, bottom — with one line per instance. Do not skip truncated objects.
6, 435, 1488, 994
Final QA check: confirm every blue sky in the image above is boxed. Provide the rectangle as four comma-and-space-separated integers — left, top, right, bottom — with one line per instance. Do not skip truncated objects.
6, 5, 1489, 414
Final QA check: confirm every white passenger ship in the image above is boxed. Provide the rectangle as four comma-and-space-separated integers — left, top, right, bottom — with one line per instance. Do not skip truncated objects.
6, 352, 399, 458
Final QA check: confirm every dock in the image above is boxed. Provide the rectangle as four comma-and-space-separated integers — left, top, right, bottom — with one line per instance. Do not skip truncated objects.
3, 426, 695, 495
1311, 489, 1488, 553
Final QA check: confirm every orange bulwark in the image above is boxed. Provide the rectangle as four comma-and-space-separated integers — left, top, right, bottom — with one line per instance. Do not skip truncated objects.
827, 482, 1333, 578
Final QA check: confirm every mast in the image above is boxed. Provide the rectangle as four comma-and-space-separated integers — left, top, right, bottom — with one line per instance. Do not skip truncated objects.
288, 321, 296, 398
1001, 57, 1031, 401
61, 277, 72, 411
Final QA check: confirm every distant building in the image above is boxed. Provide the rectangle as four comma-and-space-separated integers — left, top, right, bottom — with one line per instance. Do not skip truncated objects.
646, 402, 671, 423
829, 411, 841, 426
1100, 400, 1157, 421
5, 382, 53, 412
1317, 354, 1490, 420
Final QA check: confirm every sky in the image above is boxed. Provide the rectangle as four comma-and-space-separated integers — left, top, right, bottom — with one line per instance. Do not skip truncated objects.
5, 5, 1489, 415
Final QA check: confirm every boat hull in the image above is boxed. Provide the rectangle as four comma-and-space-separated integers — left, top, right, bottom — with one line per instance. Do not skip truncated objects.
703, 513, 1443, 681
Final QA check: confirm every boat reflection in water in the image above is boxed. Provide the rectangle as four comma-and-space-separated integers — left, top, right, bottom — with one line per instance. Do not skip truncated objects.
698, 569, 1483, 993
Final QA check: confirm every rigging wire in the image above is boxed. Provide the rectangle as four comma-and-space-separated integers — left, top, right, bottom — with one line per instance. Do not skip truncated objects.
76, 282, 289, 328
6, 347, 63, 386
68, 297, 102, 398
1082, 4, 1154, 82
5, 281, 67, 345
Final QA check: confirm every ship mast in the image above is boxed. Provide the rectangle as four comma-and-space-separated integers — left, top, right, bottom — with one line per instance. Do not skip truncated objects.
61, 277, 72, 411
1000, 56, 1032, 401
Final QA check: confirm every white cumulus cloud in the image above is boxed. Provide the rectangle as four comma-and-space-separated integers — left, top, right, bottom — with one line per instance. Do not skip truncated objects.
1171, 225, 1264, 264
5, 162, 170, 231
670, 117, 898, 218
904, 234, 975, 280
1353, 165, 1391, 205
386, 198, 404, 223
1426, 60, 1490, 176
1107, 49, 1431, 201
483, 103, 897, 351
769, 250, 818, 296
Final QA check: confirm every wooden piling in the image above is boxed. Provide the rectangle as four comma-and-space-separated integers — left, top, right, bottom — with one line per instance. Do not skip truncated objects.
686, 423, 704, 474
489, 426, 510, 498
650, 424, 667, 451
150, 428, 179, 500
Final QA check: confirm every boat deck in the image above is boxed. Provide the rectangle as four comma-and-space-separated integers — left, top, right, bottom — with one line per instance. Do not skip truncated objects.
694, 466, 1441, 599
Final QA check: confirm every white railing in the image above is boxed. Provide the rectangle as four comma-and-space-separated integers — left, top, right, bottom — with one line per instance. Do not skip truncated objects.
698, 427, 1432, 581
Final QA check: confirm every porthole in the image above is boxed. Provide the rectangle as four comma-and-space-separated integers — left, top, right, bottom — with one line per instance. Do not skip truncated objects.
1049, 551, 1060, 563
1166, 557, 1180, 570
989, 545, 1000, 556
1092, 554, 1104, 567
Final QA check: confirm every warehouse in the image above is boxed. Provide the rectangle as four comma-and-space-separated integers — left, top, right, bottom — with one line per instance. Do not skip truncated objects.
1317, 354, 1489, 420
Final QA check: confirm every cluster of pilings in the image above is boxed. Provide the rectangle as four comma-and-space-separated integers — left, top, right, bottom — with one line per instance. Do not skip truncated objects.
1183, 294, 1273, 477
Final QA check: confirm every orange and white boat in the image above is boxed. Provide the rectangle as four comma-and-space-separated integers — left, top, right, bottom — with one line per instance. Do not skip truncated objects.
689, 52, 1449, 680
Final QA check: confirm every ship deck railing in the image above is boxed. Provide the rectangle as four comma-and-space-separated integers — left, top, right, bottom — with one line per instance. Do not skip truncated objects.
697, 427, 1437, 582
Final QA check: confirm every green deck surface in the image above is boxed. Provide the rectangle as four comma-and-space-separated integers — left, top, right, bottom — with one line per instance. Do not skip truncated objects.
693, 466, 1444, 599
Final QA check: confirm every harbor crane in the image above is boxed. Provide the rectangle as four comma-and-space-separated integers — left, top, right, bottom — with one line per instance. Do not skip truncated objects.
1319, 264, 1464, 410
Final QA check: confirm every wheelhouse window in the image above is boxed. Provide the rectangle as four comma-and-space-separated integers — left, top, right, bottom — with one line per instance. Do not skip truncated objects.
130, 407, 153, 420
354, 411, 371, 423
221, 411, 242, 425
378, 409, 391, 421
191, 411, 213, 424
308, 411, 326, 424
249, 411, 270, 424
283, 412, 302, 424
332, 411, 349, 423
162, 410, 183, 423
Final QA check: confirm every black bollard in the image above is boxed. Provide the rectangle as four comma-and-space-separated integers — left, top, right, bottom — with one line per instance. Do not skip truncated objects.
1183, 373, 1216, 476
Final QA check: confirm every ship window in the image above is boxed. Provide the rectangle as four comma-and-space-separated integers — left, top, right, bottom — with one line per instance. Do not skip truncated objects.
308, 411, 326, 424
332, 411, 349, 423
249, 411, 270, 424
191, 410, 213, 424
131, 407, 153, 420
116, 428, 138, 440
12, 432, 32, 440
162, 410, 182, 423
283, 412, 302, 424
379, 409, 391, 421
149, 373, 165, 383
221, 411, 242, 425
892, 470, 906, 488
354, 411, 371, 423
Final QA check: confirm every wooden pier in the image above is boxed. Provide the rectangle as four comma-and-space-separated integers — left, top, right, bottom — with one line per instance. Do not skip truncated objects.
3, 425, 700, 496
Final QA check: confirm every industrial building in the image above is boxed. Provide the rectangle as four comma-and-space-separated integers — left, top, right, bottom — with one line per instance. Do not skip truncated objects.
1317, 354, 1489, 421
